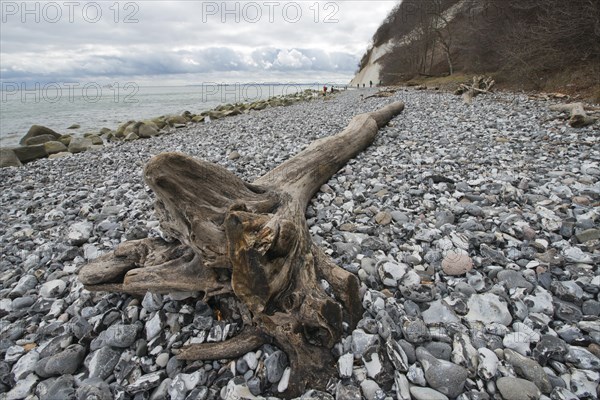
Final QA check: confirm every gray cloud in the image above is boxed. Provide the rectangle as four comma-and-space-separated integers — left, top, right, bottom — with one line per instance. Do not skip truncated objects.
0, 1, 399, 84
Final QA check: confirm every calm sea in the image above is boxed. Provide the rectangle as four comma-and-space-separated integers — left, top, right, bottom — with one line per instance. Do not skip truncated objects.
0, 83, 331, 147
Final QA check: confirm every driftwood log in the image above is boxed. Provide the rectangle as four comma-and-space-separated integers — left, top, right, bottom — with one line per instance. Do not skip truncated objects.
455, 75, 495, 104
549, 102, 597, 128
79, 101, 405, 395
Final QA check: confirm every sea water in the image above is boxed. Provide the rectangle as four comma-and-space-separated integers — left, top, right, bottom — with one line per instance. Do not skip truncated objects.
0, 83, 329, 147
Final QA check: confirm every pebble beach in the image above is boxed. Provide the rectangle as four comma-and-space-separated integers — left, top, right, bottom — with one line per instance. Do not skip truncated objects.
1, 88, 599, 400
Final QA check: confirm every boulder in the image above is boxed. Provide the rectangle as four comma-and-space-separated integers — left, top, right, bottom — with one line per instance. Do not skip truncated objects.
88, 135, 104, 145
141, 120, 160, 131
250, 102, 268, 110
207, 110, 227, 120
24, 134, 57, 146
44, 141, 68, 155
99, 127, 112, 135
138, 123, 159, 138
13, 145, 48, 163
20, 125, 61, 145
166, 115, 187, 126
48, 152, 72, 159
67, 124, 80, 129
224, 108, 242, 117
68, 137, 93, 153
102, 131, 117, 142
0, 148, 22, 167
192, 115, 206, 123
124, 122, 140, 136
125, 132, 139, 141
151, 118, 167, 129
59, 135, 72, 146
116, 121, 136, 137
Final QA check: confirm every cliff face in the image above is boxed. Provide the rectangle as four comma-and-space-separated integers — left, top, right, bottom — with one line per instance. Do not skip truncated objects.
351, 0, 466, 86
349, 43, 392, 87
352, 0, 600, 95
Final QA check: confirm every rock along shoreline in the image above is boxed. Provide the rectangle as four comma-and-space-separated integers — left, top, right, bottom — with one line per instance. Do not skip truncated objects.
0, 88, 327, 168
0, 87, 599, 400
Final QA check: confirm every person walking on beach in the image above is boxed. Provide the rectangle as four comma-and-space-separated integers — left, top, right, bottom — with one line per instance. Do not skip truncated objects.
323, 85, 327, 96
369, 80, 373, 88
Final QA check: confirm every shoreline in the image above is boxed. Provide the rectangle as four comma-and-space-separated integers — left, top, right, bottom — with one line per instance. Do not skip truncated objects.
0, 88, 340, 168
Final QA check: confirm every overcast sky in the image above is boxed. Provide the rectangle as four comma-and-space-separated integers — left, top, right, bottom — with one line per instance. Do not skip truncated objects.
0, 1, 399, 85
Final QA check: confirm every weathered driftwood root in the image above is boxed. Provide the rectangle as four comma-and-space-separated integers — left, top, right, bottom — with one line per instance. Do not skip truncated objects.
455, 75, 495, 104
549, 102, 597, 128
79, 101, 405, 395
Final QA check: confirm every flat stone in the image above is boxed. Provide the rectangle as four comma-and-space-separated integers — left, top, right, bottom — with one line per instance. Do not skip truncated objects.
156, 353, 169, 368
377, 260, 408, 287
504, 348, 552, 394
338, 353, 353, 378
351, 330, 379, 358
480, 244, 508, 265
496, 377, 541, 400
386, 339, 409, 371
524, 287, 555, 315
532, 335, 568, 365
563, 247, 593, 264
551, 281, 584, 303
87, 346, 120, 379
477, 347, 498, 380
336, 383, 362, 400
423, 342, 452, 361
435, 210, 455, 228
402, 318, 431, 344
359, 379, 382, 400
503, 332, 532, 356
39, 279, 66, 299
554, 299, 582, 323
128, 371, 165, 394
76, 378, 112, 400
417, 347, 468, 398
466, 293, 512, 326
100, 324, 139, 348
422, 300, 460, 325
36, 374, 75, 400
5, 373, 39, 400
11, 349, 39, 380
265, 350, 288, 383
35, 344, 86, 377
409, 387, 449, 400
497, 270, 534, 292
575, 228, 600, 243
375, 211, 392, 225
68, 221, 93, 245
564, 347, 600, 370
569, 369, 599, 398
145, 311, 166, 340
224, 377, 256, 400
582, 300, 600, 316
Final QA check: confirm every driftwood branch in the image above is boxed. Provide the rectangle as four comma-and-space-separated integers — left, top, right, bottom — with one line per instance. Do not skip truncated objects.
455, 75, 496, 104
549, 102, 597, 127
79, 101, 405, 395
